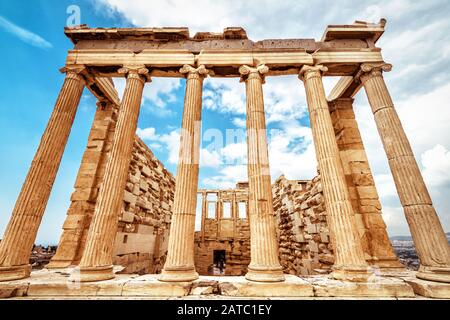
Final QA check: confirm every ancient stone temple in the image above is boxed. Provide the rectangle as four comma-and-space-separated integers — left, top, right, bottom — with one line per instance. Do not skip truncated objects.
0, 19, 449, 299
194, 183, 251, 276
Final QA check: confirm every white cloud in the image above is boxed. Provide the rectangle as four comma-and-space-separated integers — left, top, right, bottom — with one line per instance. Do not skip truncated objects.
232, 117, 246, 128
380, 205, 408, 237
421, 144, 450, 189
137, 126, 224, 168
203, 165, 248, 189
200, 148, 221, 168
136, 127, 158, 140
0, 15, 52, 49
114, 77, 181, 116
221, 142, 247, 165
137, 126, 179, 164
373, 173, 399, 199
203, 75, 309, 125
202, 121, 317, 188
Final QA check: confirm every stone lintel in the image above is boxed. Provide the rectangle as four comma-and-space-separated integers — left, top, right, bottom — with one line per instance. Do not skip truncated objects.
328, 76, 362, 101
66, 49, 196, 69
198, 49, 313, 67
66, 22, 385, 52
321, 19, 386, 44
66, 49, 384, 78
85, 76, 120, 106
64, 26, 191, 44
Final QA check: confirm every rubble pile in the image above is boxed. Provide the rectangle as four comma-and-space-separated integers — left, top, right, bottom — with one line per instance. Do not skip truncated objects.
273, 175, 334, 275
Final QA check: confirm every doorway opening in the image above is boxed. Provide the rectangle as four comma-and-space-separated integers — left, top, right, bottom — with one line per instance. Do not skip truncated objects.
212, 250, 226, 275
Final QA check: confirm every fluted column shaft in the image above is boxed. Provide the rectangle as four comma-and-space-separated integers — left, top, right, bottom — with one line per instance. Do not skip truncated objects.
360, 63, 450, 282
72, 66, 148, 282
300, 65, 371, 282
159, 65, 208, 282
240, 65, 285, 282
0, 67, 85, 282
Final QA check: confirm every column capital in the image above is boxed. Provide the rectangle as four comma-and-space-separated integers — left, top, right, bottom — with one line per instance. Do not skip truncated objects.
239, 64, 269, 83
356, 62, 392, 83
180, 64, 210, 80
118, 65, 151, 83
59, 65, 86, 82
298, 65, 328, 81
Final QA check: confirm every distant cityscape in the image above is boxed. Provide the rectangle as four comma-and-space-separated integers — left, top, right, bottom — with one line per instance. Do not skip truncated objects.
390, 232, 450, 270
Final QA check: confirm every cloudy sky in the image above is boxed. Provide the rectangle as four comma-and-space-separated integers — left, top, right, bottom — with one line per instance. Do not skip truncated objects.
0, 0, 449, 245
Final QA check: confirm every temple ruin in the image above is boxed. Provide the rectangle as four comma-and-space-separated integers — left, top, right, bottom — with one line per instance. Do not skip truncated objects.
0, 19, 449, 298
194, 184, 250, 276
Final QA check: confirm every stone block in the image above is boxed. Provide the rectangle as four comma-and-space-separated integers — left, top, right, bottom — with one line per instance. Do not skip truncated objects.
113, 232, 156, 255
218, 275, 314, 297
141, 166, 152, 177
403, 276, 450, 299
308, 276, 415, 298
306, 224, 318, 234
62, 214, 86, 230
136, 224, 154, 235
161, 201, 170, 211
120, 211, 135, 223
123, 190, 137, 204
149, 180, 160, 192
81, 150, 102, 165
74, 174, 96, 189
320, 232, 329, 243
122, 275, 192, 296
357, 186, 379, 200
140, 180, 149, 191
90, 128, 110, 140
308, 241, 319, 253
70, 188, 96, 202
351, 173, 374, 186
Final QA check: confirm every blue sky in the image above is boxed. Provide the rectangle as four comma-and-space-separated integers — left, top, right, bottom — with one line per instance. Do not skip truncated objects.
1, 0, 450, 245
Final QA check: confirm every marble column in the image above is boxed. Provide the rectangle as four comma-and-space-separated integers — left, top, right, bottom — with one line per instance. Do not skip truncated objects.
71, 66, 149, 282
240, 64, 285, 282
159, 65, 209, 282
0, 66, 85, 282
360, 62, 450, 282
300, 65, 372, 282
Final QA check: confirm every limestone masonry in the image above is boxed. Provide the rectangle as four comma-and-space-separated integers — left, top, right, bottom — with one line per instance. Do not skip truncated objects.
0, 19, 449, 298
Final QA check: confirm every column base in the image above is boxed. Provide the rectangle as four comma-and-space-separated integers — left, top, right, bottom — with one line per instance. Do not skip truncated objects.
159, 266, 199, 282
45, 260, 73, 269
368, 257, 405, 269
0, 264, 31, 282
416, 265, 450, 283
245, 265, 285, 283
69, 265, 114, 282
332, 265, 373, 282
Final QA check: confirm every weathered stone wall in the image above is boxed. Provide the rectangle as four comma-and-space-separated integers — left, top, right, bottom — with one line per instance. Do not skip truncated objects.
50, 103, 175, 274
113, 138, 174, 274
273, 175, 334, 275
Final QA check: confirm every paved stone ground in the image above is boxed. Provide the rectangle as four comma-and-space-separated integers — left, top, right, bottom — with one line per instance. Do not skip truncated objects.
0, 269, 448, 299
